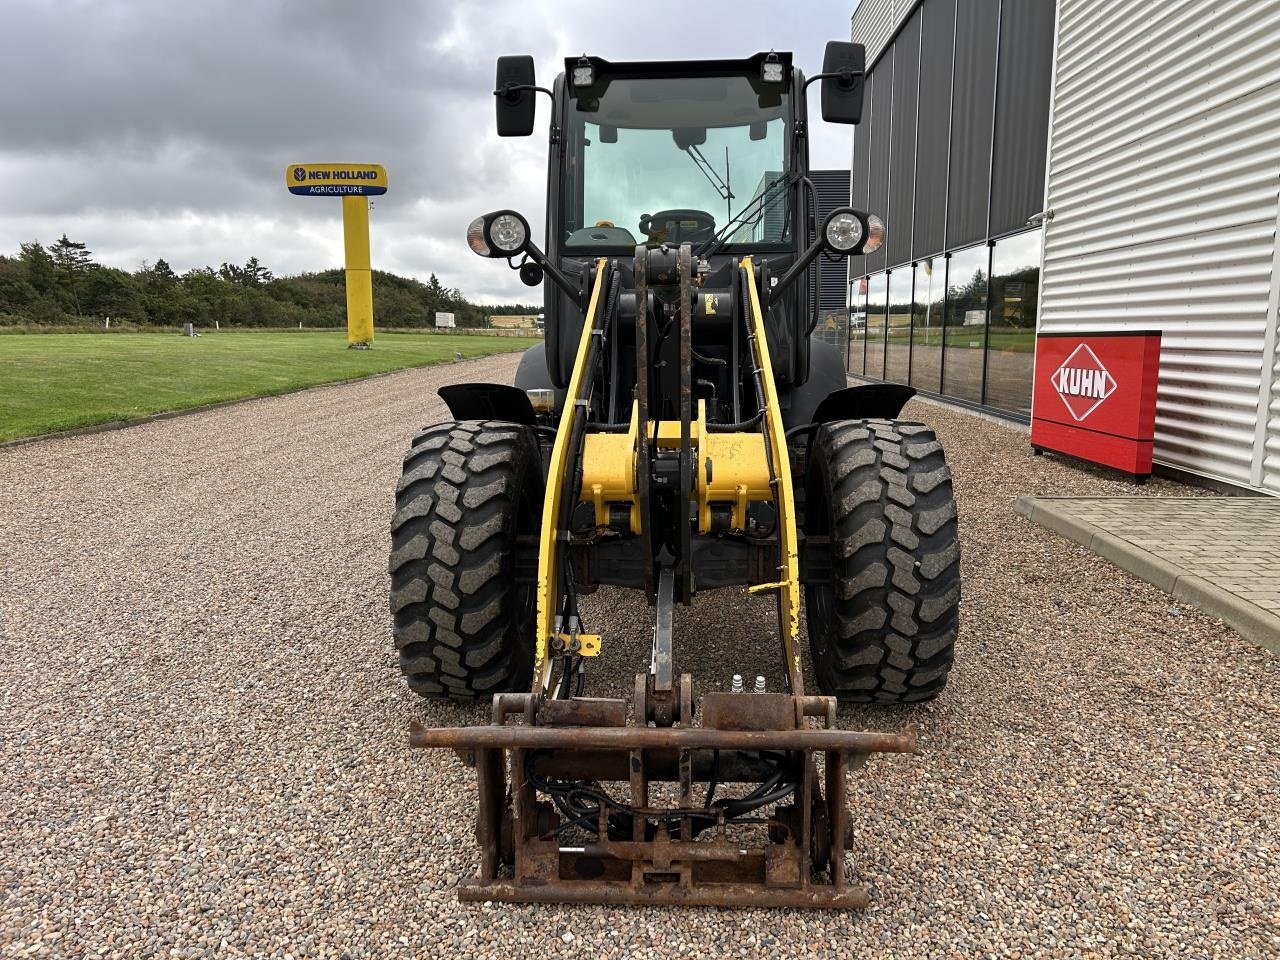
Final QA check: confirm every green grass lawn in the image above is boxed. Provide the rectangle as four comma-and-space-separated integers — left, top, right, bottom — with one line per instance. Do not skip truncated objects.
0, 330, 541, 442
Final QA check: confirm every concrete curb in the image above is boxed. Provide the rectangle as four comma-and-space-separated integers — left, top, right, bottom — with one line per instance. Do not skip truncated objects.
1014, 495, 1280, 655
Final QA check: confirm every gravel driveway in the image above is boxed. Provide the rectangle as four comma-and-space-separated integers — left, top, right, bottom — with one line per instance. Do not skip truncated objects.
1, 354, 1276, 958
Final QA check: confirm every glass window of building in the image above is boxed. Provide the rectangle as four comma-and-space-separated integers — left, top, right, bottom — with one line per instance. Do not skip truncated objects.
814, 302, 848, 352
847, 278, 868, 375
864, 273, 888, 380
910, 256, 945, 394
942, 245, 989, 403
885, 267, 913, 385
984, 230, 1041, 415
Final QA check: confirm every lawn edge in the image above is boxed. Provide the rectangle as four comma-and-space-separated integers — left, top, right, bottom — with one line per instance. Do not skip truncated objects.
0, 356, 503, 449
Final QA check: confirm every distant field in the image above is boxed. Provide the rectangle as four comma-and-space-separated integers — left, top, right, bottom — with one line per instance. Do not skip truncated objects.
0, 330, 540, 442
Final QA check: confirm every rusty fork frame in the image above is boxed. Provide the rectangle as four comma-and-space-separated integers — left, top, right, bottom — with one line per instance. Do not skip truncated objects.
410, 685, 917, 908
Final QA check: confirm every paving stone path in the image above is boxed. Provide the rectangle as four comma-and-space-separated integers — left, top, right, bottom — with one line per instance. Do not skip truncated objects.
1016, 495, 1280, 653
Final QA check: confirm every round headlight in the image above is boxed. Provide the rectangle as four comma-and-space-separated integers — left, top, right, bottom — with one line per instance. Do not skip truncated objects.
466, 216, 490, 257
824, 211, 864, 253
862, 214, 885, 254
488, 213, 528, 254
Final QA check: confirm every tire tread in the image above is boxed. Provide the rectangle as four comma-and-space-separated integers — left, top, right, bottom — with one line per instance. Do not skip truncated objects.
805, 419, 960, 703
389, 420, 540, 699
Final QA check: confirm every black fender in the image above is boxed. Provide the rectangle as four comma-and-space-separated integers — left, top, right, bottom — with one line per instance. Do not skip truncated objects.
811, 383, 917, 424
438, 383, 536, 425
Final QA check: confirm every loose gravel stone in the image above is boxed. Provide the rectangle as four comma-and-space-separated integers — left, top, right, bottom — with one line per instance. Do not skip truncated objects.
0, 357, 1276, 958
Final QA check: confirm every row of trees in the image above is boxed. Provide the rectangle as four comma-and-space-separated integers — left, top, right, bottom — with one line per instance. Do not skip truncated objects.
0, 236, 539, 329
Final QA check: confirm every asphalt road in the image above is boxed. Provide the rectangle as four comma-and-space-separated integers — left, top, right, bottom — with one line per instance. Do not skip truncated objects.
1, 354, 1276, 958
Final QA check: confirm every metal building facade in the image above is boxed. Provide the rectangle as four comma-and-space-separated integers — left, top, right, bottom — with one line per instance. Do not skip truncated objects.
847, 0, 1055, 419
849, 0, 1280, 494
1039, 0, 1280, 493
849, 0, 912, 64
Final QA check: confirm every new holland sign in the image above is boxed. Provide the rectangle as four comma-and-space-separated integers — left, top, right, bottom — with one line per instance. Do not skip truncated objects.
286, 163, 388, 196
1030, 331, 1161, 481
284, 163, 388, 347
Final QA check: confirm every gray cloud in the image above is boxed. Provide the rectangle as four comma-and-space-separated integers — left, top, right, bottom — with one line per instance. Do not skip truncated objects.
0, 0, 856, 304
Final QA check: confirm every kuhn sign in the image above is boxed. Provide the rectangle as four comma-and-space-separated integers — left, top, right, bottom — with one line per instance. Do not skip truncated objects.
1030, 331, 1161, 480
1051, 343, 1117, 421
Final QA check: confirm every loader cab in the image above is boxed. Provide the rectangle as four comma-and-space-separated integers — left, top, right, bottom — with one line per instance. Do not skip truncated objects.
549, 55, 802, 389
554, 55, 800, 258
489, 47, 868, 397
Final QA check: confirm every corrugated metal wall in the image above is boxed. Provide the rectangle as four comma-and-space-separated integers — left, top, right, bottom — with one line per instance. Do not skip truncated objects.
886, 11, 921, 267
1266, 338, 1280, 493
990, 0, 1056, 237
851, 0, 911, 64
912, 0, 956, 259
865, 52, 893, 274
851, 0, 1053, 269
944, 0, 999, 250
850, 71, 874, 281
1039, 0, 1280, 492
1262, 229, 1280, 492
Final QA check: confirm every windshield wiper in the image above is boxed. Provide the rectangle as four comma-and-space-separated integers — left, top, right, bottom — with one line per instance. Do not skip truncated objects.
684, 145, 734, 222
694, 170, 799, 260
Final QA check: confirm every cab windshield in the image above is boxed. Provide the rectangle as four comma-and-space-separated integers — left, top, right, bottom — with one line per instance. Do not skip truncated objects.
561, 73, 791, 251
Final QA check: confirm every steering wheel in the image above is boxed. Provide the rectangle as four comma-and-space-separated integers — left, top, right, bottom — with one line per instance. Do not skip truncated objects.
638, 209, 717, 245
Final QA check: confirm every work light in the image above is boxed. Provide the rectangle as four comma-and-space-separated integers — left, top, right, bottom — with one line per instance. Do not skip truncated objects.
489, 213, 528, 254
571, 57, 594, 87
761, 53, 784, 84
824, 210, 864, 253
466, 210, 531, 258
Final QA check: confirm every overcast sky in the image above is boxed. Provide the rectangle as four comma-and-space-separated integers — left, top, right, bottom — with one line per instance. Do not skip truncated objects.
1, 1, 858, 304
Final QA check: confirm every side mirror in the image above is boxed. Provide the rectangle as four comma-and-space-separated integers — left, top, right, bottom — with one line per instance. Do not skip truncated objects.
819, 41, 865, 125
495, 55, 537, 137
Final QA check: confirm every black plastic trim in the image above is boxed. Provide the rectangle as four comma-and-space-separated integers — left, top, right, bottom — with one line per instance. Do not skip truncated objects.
438, 383, 537, 425
812, 383, 917, 423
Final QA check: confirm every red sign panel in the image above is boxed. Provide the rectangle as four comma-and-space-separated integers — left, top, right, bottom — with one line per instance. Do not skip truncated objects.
1031, 331, 1161, 479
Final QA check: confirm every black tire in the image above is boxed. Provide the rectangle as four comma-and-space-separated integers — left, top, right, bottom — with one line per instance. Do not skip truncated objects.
804, 419, 960, 703
389, 420, 542, 699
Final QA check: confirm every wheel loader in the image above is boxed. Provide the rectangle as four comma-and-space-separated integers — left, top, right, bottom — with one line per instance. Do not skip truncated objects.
390, 43, 960, 909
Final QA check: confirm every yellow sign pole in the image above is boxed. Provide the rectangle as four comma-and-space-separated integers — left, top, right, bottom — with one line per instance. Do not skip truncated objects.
342, 195, 374, 348
285, 163, 387, 349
